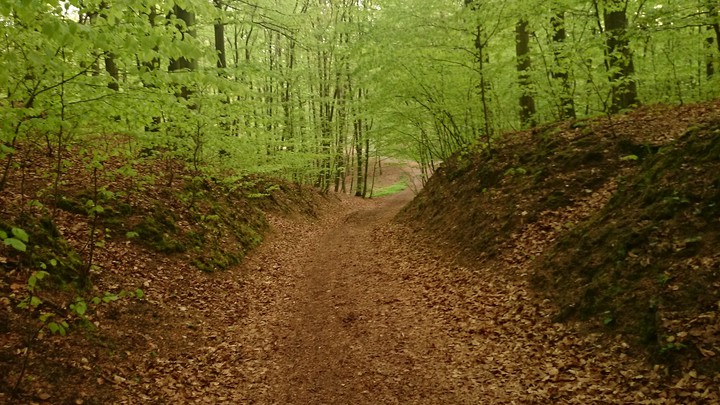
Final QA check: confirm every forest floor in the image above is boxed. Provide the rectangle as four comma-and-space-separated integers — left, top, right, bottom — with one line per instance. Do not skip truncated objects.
2, 158, 717, 404
213, 176, 713, 404
83, 162, 713, 404
3, 106, 719, 403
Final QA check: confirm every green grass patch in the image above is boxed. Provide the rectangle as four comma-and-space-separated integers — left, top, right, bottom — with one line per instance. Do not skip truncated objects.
372, 178, 408, 198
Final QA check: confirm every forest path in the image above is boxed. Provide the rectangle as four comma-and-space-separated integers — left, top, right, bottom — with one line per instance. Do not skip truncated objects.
228, 184, 667, 404
237, 187, 477, 404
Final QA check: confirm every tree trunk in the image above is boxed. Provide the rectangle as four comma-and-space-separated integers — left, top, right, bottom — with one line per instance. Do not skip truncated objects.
604, 0, 639, 113
104, 53, 119, 91
706, 3, 720, 79
141, 6, 161, 132
465, 1, 492, 143
98, 2, 119, 91
550, 11, 576, 119
354, 87, 364, 197
214, 1, 227, 70
515, 19, 536, 127
168, 5, 197, 100
362, 137, 370, 198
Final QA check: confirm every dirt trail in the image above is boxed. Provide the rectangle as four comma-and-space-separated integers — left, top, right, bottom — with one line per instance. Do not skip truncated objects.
237, 189, 470, 404
227, 186, 704, 404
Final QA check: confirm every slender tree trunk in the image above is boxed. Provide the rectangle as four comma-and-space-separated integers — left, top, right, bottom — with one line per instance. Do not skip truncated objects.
551, 11, 576, 119
141, 6, 161, 132
515, 19, 536, 127
706, 3, 720, 79
354, 87, 364, 197
707, 32, 716, 79
465, 0, 492, 143
604, 0, 639, 113
363, 137, 370, 198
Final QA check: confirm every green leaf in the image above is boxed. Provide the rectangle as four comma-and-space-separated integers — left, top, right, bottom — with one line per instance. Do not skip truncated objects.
11, 228, 29, 242
0, 230, 6, 239
4, 238, 26, 252
135, 289, 144, 299
91, 297, 101, 305
28, 271, 49, 291
126, 231, 139, 239
48, 322, 66, 336
0, 144, 15, 154
30, 296, 42, 308
102, 293, 118, 303
71, 300, 87, 316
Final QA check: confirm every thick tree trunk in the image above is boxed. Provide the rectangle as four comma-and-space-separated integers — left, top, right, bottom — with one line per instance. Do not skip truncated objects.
604, 0, 639, 113
169, 6, 197, 100
104, 53, 119, 91
515, 19, 536, 128
214, 19, 227, 69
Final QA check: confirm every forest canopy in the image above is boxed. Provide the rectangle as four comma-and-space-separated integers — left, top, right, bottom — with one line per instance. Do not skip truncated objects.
1, 0, 718, 194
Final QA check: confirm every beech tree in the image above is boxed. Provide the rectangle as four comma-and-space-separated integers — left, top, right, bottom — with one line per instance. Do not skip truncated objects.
549, 9, 576, 119
601, 0, 639, 112
515, 18, 536, 127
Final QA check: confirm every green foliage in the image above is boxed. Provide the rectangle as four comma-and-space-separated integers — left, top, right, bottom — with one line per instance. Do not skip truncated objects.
0, 0, 712, 196
1, 227, 29, 252
20, 217, 85, 282
504, 167, 528, 177
10, 258, 146, 394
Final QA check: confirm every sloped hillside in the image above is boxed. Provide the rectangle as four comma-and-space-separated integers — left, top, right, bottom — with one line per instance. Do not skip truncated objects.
0, 141, 325, 401
400, 101, 720, 371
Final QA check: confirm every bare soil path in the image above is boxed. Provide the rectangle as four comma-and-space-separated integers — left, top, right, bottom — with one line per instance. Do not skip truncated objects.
226, 191, 712, 404
236, 189, 474, 404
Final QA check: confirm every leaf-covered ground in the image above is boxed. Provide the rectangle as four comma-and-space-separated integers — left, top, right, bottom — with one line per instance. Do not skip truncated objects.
3, 103, 720, 403
401, 100, 720, 402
